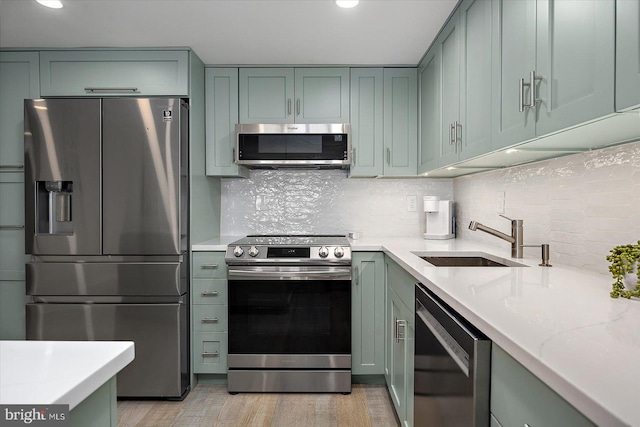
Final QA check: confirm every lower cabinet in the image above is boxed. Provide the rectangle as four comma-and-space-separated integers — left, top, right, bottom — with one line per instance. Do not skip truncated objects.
192, 251, 228, 374
385, 256, 416, 427
351, 252, 385, 375
0, 281, 25, 340
491, 345, 595, 427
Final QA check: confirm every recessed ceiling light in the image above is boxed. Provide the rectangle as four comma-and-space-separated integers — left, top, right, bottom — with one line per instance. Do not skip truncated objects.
36, 0, 63, 9
336, 0, 359, 8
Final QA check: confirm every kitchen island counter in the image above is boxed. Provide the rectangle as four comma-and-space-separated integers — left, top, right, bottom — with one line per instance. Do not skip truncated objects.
351, 236, 639, 427
0, 341, 134, 410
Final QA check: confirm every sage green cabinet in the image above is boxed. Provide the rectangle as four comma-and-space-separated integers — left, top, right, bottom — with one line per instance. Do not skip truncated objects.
192, 252, 228, 374
616, 0, 640, 111
349, 68, 384, 177
39, 50, 190, 96
351, 252, 385, 375
491, 345, 595, 427
239, 68, 349, 124
492, 0, 615, 148
0, 52, 40, 168
204, 68, 248, 178
383, 69, 418, 177
0, 281, 25, 340
418, 0, 492, 173
385, 256, 416, 427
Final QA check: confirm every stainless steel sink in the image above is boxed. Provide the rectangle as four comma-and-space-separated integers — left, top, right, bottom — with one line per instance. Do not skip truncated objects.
413, 252, 527, 267
420, 256, 509, 267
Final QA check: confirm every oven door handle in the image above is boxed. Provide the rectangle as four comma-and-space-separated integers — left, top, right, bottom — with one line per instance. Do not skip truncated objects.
228, 267, 351, 281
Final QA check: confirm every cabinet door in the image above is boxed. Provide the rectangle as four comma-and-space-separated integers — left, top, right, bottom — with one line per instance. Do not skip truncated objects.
387, 287, 406, 416
0, 173, 25, 281
205, 68, 248, 178
349, 68, 384, 177
383, 68, 418, 176
0, 52, 39, 169
437, 16, 462, 168
295, 68, 350, 123
418, 48, 441, 174
239, 68, 294, 124
352, 252, 385, 375
616, 0, 640, 111
491, 0, 537, 149
535, 0, 615, 136
40, 50, 189, 96
0, 281, 25, 340
459, 0, 493, 161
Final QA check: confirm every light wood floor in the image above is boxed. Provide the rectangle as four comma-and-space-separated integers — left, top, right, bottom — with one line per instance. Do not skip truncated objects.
117, 384, 399, 427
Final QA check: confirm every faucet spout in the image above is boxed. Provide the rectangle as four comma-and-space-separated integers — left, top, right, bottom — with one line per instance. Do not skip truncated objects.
468, 218, 524, 258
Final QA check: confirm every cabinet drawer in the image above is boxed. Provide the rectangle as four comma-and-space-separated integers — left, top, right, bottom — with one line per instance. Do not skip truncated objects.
193, 332, 228, 374
491, 345, 595, 427
193, 305, 228, 333
192, 279, 227, 305
192, 252, 227, 278
40, 50, 189, 96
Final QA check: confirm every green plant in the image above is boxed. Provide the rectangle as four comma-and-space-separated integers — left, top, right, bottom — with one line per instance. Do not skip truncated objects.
607, 241, 640, 299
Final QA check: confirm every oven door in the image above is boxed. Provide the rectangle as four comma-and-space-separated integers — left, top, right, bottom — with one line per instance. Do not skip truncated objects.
227, 266, 351, 369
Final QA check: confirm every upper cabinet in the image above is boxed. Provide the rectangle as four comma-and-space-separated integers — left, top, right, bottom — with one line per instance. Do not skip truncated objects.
492, 0, 615, 148
239, 68, 349, 124
349, 68, 384, 177
0, 52, 40, 169
418, 0, 493, 174
39, 50, 190, 96
616, 0, 640, 111
204, 68, 249, 178
383, 68, 418, 177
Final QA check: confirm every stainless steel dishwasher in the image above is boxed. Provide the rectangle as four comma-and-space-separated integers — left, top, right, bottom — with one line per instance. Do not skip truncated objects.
414, 283, 491, 427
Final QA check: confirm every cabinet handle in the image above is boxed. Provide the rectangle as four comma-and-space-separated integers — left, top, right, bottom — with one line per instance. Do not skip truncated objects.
232, 147, 235, 163
352, 147, 356, 165
386, 148, 391, 165
296, 98, 301, 115
200, 291, 219, 297
354, 266, 359, 286
529, 70, 543, 109
519, 77, 527, 112
201, 317, 219, 323
396, 319, 406, 343
84, 87, 139, 93
454, 121, 462, 153
0, 165, 24, 169
202, 351, 219, 357
288, 98, 292, 115
200, 264, 219, 269
449, 123, 455, 145
0, 225, 24, 230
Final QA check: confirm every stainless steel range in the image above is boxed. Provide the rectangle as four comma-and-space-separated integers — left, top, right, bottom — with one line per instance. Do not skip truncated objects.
225, 235, 352, 393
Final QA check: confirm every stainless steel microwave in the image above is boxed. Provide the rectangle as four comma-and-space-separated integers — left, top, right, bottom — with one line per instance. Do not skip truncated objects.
235, 123, 351, 168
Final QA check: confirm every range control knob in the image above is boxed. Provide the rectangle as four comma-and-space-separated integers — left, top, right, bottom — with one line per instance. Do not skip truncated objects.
233, 245, 244, 257
334, 247, 345, 258
318, 246, 329, 258
249, 246, 259, 257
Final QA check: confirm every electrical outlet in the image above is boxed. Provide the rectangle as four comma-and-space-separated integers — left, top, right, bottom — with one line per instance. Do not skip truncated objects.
497, 191, 505, 214
407, 195, 417, 212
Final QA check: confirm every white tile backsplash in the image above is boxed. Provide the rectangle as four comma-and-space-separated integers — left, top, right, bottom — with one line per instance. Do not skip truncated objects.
454, 141, 640, 274
221, 170, 453, 237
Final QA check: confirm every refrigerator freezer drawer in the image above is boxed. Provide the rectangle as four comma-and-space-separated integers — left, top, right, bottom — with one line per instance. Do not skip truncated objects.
26, 260, 186, 296
26, 301, 189, 399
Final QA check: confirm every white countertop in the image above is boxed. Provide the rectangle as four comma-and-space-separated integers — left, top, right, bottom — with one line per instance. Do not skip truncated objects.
0, 341, 134, 410
192, 236, 243, 251
350, 236, 639, 427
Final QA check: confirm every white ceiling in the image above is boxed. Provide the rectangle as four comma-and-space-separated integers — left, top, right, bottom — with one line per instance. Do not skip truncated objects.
0, 0, 457, 66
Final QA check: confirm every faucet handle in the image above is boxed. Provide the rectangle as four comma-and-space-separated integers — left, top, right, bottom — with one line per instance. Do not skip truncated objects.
499, 214, 523, 226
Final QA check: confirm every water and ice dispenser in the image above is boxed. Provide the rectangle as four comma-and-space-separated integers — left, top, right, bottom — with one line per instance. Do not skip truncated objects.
423, 196, 455, 240
36, 180, 73, 234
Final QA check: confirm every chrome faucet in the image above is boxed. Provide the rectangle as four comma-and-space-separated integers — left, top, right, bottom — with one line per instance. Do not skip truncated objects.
468, 215, 524, 258
468, 215, 552, 266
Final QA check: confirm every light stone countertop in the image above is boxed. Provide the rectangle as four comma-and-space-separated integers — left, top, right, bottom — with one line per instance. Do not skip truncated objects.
0, 341, 134, 410
350, 236, 638, 427
192, 235, 638, 426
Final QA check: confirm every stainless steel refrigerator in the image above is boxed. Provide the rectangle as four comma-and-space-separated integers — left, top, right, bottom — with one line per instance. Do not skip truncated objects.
24, 98, 189, 399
